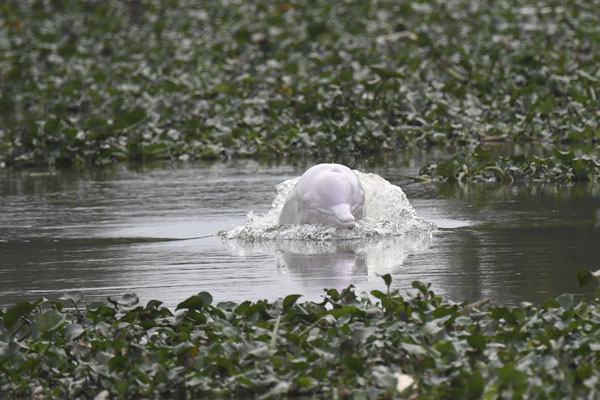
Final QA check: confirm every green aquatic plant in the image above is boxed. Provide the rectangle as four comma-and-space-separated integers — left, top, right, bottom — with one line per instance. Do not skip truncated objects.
2, 274, 600, 398
1, 0, 600, 167
420, 147, 600, 183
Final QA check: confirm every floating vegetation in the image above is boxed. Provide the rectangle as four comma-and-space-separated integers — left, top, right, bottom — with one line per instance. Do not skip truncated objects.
1, 0, 600, 167
420, 147, 600, 183
2, 274, 600, 398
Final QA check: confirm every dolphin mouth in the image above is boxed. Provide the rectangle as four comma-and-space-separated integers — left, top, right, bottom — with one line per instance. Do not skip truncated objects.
322, 204, 357, 229
338, 220, 356, 229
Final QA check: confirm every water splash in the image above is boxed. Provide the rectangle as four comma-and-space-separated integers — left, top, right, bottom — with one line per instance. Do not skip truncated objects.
219, 170, 433, 241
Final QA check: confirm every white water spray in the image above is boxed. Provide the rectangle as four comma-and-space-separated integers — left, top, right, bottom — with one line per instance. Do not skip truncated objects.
219, 170, 433, 241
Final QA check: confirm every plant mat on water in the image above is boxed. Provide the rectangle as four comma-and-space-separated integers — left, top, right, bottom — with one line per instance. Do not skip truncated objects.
2, 272, 600, 399
2, 0, 600, 167
420, 147, 600, 184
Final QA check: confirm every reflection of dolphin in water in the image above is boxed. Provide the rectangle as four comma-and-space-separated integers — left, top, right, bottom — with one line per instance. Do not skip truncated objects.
279, 164, 365, 229
276, 246, 367, 289
223, 237, 431, 289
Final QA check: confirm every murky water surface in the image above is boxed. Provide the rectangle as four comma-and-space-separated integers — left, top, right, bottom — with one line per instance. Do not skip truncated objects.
1, 157, 599, 307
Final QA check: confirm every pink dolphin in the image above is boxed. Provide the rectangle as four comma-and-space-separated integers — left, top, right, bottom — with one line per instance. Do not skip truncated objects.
279, 164, 365, 229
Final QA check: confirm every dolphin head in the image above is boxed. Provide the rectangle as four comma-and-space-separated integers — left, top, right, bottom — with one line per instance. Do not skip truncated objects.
297, 167, 365, 229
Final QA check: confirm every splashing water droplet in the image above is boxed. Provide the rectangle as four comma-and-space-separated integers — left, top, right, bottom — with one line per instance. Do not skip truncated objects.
218, 170, 433, 241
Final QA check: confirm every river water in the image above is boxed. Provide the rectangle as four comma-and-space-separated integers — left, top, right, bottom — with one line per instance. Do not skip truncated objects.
1, 156, 599, 307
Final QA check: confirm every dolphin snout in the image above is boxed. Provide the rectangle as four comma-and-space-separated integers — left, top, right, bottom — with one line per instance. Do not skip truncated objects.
331, 204, 357, 229
341, 220, 356, 229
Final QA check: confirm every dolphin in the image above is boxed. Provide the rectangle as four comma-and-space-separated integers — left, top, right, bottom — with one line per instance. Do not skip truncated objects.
279, 163, 365, 229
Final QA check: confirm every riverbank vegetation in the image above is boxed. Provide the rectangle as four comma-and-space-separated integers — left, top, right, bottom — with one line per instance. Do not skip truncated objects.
1, 0, 599, 177
420, 147, 600, 183
2, 274, 600, 399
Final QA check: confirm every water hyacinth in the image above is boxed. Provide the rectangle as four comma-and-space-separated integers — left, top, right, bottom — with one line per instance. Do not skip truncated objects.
1, 0, 600, 168
420, 147, 600, 183
2, 273, 600, 398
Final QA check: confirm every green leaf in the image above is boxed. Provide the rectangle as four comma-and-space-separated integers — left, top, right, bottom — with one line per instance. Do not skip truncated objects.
401, 342, 426, 356
557, 294, 574, 310
249, 344, 271, 358
577, 269, 593, 287
497, 363, 527, 387
235, 376, 253, 387
484, 383, 499, 400
433, 340, 455, 355
543, 298, 560, 309
353, 325, 377, 342
472, 147, 492, 163
197, 292, 213, 305
86, 300, 112, 312
325, 288, 340, 301
37, 309, 66, 333
371, 365, 398, 388
338, 68, 353, 82
296, 375, 313, 389
437, 159, 459, 181
552, 148, 575, 164
145, 299, 164, 309
177, 292, 212, 310
541, 355, 559, 371
371, 65, 403, 79
114, 108, 148, 131
412, 281, 430, 296
59, 292, 83, 304
538, 96, 554, 115
65, 323, 84, 340
117, 293, 139, 309
466, 371, 486, 398
423, 316, 450, 335
108, 353, 128, 371
143, 142, 169, 157
343, 354, 364, 372
382, 274, 392, 290
466, 332, 487, 351
3, 301, 35, 330
177, 296, 204, 310
283, 294, 302, 310
173, 341, 194, 356
306, 21, 328, 38
329, 305, 359, 318
259, 381, 290, 399
485, 165, 507, 180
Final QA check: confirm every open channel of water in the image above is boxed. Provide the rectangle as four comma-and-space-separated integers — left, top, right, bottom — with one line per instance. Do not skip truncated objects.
1, 155, 599, 307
